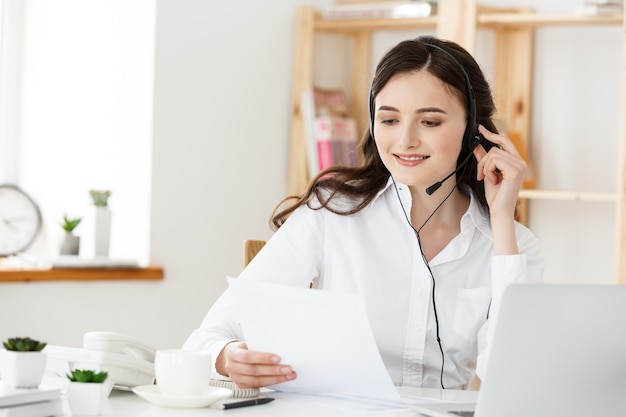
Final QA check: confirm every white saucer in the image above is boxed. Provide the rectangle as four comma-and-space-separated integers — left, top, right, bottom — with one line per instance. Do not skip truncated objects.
132, 385, 232, 408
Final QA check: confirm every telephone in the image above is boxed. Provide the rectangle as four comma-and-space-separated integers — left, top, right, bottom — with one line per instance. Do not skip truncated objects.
45, 331, 156, 389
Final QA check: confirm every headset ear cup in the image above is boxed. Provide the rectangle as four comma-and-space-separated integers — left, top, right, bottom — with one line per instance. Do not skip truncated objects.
472, 132, 484, 150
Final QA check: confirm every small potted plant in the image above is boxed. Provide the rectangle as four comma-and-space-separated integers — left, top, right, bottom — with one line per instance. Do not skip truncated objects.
59, 214, 82, 255
89, 190, 111, 208
0, 337, 47, 388
66, 369, 111, 416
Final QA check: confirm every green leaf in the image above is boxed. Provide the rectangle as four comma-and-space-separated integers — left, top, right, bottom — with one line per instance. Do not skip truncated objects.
2, 337, 46, 351
61, 215, 82, 233
66, 369, 108, 383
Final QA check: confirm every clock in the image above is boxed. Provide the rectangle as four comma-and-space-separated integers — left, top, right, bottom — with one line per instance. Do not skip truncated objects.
0, 184, 42, 256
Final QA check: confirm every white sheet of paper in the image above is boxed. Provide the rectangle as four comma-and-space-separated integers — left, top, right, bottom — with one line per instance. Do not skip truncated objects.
229, 279, 399, 400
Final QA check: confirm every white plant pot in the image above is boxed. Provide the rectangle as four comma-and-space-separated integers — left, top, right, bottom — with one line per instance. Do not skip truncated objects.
94, 207, 111, 257
0, 350, 47, 388
60, 234, 80, 255
67, 381, 112, 416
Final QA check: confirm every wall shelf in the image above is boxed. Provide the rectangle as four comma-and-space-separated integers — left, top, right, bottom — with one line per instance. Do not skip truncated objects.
0, 266, 164, 283
518, 190, 617, 202
478, 13, 622, 27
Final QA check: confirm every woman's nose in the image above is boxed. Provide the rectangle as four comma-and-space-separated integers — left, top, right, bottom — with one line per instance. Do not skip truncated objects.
398, 124, 420, 148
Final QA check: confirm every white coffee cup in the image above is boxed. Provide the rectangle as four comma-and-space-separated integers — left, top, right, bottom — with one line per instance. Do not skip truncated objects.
154, 349, 211, 396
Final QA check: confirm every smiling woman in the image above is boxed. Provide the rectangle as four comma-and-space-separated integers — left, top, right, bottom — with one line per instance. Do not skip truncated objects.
0, 0, 155, 264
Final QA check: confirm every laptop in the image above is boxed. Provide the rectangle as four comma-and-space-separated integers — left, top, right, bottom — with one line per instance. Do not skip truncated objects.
412, 284, 626, 417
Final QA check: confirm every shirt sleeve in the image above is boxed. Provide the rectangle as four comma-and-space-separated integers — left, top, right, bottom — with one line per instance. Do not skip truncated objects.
181, 205, 325, 379
475, 223, 544, 381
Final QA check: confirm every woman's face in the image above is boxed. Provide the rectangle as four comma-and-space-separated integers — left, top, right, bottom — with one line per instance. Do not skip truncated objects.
373, 70, 467, 191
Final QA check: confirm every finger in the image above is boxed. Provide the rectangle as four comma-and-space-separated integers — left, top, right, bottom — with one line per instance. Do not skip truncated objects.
227, 362, 294, 379
231, 371, 297, 389
229, 347, 281, 366
226, 358, 297, 389
473, 144, 488, 181
478, 125, 520, 156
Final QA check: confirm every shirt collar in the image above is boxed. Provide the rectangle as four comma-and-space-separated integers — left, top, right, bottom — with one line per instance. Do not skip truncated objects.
374, 176, 492, 238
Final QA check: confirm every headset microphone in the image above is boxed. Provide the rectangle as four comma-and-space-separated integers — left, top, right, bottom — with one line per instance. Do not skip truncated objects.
425, 134, 483, 195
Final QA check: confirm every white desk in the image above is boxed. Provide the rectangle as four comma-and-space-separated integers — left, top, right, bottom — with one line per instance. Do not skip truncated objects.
76, 387, 477, 417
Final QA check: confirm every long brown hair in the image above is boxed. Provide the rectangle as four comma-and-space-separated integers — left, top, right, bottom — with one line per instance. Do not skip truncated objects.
272, 36, 498, 230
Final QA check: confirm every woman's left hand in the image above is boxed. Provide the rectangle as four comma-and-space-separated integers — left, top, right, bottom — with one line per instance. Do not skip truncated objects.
473, 125, 526, 218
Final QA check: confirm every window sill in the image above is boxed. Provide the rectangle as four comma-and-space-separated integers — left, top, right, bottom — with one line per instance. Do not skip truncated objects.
0, 266, 164, 282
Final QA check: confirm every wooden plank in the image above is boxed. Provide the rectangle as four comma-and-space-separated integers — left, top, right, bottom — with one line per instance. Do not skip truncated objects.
243, 240, 266, 267
314, 16, 437, 33
350, 31, 371, 143
0, 267, 164, 283
479, 13, 622, 28
437, 0, 477, 53
492, 25, 534, 225
518, 189, 616, 202
288, 6, 316, 196
616, 0, 626, 284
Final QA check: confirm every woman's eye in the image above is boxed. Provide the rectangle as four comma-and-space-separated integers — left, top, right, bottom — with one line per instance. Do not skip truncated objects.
422, 120, 441, 127
380, 118, 397, 125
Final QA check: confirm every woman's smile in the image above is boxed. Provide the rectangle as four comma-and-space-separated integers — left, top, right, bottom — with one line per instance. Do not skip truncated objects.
394, 153, 429, 167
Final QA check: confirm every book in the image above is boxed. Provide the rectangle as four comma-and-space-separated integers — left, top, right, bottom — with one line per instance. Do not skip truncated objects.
0, 398, 63, 417
302, 87, 359, 176
0, 384, 61, 409
313, 116, 358, 171
312, 87, 348, 117
576, 0, 623, 16
301, 88, 320, 178
323, 1, 436, 20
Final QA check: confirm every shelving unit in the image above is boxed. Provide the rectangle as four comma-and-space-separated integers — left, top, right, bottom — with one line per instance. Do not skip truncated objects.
287, 0, 625, 283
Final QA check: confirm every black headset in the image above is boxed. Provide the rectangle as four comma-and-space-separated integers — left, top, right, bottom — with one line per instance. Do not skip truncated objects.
368, 39, 483, 159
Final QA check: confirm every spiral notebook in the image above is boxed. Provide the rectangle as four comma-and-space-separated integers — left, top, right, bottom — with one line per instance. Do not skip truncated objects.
209, 380, 260, 399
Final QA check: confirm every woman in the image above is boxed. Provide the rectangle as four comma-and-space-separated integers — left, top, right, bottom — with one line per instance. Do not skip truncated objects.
183, 36, 543, 390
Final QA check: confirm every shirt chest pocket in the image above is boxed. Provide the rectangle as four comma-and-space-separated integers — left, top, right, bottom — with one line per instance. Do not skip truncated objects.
452, 288, 491, 342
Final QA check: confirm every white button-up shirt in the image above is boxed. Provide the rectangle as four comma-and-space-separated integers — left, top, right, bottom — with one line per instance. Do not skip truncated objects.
184, 179, 544, 389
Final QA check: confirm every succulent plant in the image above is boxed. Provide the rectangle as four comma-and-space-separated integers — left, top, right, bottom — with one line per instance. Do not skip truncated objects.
3, 337, 47, 352
89, 190, 111, 208
61, 215, 82, 233
66, 369, 108, 383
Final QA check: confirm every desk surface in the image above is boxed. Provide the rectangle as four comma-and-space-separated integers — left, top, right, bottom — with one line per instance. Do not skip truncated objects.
60, 387, 477, 417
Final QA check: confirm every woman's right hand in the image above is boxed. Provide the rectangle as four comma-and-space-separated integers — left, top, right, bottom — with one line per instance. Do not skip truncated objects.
216, 341, 297, 389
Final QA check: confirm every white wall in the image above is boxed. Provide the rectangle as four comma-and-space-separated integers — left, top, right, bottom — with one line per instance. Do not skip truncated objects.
5, 0, 155, 263
0, 0, 621, 350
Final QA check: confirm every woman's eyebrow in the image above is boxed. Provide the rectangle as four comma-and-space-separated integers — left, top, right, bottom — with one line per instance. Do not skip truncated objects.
377, 105, 399, 112
417, 107, 447, 114
377, 105, 448, 114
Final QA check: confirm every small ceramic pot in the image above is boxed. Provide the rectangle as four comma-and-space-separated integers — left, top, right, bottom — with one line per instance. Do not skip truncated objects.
60, 234, 80, 255
67, 381, 112, 416
0, 350, 47, 388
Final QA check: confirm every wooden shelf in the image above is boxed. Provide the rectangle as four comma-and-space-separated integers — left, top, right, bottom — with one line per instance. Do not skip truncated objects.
311, 11, 623, 33
288, 0, 626, 283
478, 13, 623, 27
0, 266, 164, 283
518, 189, 617, 202
314, 15, 438, 33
